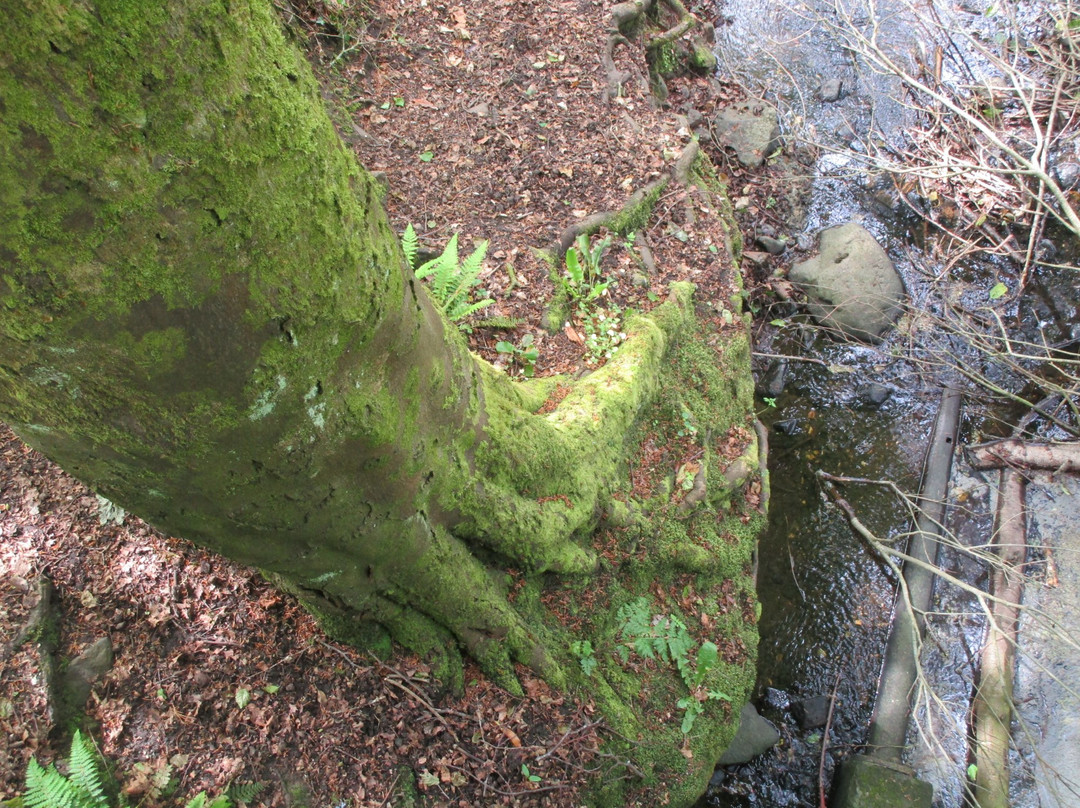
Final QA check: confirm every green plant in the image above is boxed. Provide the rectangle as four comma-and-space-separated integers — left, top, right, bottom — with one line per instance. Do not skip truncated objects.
19, 730, 109, 808
616, 597, 731, 734
676, 400, 698, 438
6, 730, 261, 808
560, 233, 612, 311
495, 333, 539, 377
582, 305, 626, 366
401, 224, 493, 330
569, 639, 597, 676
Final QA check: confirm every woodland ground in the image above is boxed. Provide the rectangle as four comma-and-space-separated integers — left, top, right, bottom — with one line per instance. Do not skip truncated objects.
0, 1, 792, 805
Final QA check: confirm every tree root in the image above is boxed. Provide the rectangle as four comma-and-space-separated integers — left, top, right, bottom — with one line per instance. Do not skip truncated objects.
554, 177, 670, 258
645, 0, 696, 52
3, 575, 113, 737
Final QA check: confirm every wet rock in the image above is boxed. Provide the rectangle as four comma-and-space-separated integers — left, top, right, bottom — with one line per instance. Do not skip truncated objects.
688, 35, 718, 72
818, 78, 844, 102
871, 190, 898, 213
760, 359, 788, 398
773, 418, 800, 435
1036, 238, 1057, 262
792, 694, 830, 729
762, 687, 791, 711
1052, 160, 1080, 190
741, 250, 770, 269
833, 755, 933, 808
789, 223, 905, 343
712, 99, 782, 169
757, 235, 788, 255
59, 637, 114, 724
835, 120, 858, 145
857, 382, 892, 408
717, 702, 781, 765
723, 458, 751, 489
683, 108, 704, 130
796, 233, 814, 252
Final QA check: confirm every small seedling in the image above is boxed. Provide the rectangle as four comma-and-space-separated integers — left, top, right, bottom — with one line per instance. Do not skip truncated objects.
495, 333, 539, 377
569, 639, 597, 676
582, 305, 626, 365
561, 233, 612, 311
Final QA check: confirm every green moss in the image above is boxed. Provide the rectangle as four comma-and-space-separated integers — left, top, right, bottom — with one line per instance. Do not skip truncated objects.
608, 178, 669, 237
648, 41, 681, 78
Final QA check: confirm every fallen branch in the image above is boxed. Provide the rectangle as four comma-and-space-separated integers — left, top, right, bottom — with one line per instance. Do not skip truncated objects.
972, 468, 1028, 808
967, 439, 1080, 473
819, 669, 842, 808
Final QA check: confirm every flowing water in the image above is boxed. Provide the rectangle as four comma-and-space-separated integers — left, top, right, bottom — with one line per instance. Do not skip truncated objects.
699, 1, 1080, 806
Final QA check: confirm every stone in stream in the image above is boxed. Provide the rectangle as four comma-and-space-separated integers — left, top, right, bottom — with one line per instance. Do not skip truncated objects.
818, 78, 844, 102
856, 382, 893, 408
832, 755, 933, 808
758, 359, 788, 398
791, 693, 830, 729
715, 702, 781, 766
788, 223, 905, 343
711, 100, 782, 169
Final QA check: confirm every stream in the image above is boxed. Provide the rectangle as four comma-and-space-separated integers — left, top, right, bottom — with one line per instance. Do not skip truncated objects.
699, 1, 1080, 806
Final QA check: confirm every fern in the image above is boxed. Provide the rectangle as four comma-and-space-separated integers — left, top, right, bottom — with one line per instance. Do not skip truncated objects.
22, 731, 111, 808
184, 793, 231, 808
13, 733, 252, 808
401, 223, 420, 270
615, 598, 730, 734
226, 781, 265, 806
403, 226, 494, 329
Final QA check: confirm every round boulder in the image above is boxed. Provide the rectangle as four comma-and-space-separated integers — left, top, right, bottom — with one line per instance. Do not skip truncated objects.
789, 223, 905, 342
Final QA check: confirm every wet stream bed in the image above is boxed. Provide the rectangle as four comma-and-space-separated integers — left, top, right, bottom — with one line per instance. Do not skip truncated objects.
698, 0, 1080, 805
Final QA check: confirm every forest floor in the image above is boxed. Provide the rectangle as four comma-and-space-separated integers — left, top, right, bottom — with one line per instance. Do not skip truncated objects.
0, 1, 795, 806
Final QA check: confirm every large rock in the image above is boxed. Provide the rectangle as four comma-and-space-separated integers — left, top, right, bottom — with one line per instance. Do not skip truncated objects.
789, 223, 904, 342
716, 702, 780, 765
712, 100, 781, 169
832, 755, 934, 808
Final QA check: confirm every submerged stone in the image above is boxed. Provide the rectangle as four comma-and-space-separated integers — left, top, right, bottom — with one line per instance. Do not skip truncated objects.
819, 78, 844, 102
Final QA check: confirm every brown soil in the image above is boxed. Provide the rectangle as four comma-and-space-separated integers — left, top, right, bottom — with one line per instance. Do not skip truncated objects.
0, 1, 769, 805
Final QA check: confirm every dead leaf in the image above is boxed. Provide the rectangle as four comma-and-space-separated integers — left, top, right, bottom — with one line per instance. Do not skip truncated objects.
500, 726, 522, 747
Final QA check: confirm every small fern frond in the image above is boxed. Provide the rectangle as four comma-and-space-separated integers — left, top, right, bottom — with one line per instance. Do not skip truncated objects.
24, 759, 78, 808
460, 240, 488, 282
226, 781, 265, 806
401, 224, 419, 270
444, 240, 488, 308
66, 731, 109, 808
433, 234, 460, 303
447, 298, 494, 326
